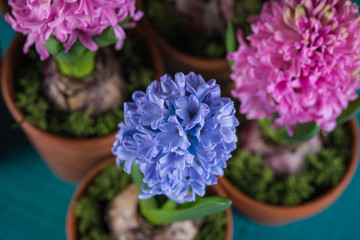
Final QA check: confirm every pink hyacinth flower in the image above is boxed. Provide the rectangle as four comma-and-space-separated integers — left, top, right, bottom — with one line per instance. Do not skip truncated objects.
228, 0, 360, 135
5, 0, 143, 60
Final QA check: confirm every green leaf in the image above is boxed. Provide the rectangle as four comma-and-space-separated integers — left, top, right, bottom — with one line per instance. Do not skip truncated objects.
226, 22, 236, 69
226, 22, 236, 54
337, 97, 360, 125
131, 164, 231, 226
131, 164, 158, 210
94, 16, 130, 47
94, 27, 117, 48
260, 118, 320, 144
45, 16, 131, 78
71, 49, 96, 78
161, 199, 178, 210
54, 52, 75, 76
142, 196, 232, 225
131, 163, 144, 193
53, 42, 96, 78
45, 38, 64, 56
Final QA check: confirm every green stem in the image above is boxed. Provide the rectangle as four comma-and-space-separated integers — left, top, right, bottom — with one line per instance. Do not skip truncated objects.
161, 199, 178, 210
130, 164, 160, 224
129, 164, 231, 226
226, 21, 236, 69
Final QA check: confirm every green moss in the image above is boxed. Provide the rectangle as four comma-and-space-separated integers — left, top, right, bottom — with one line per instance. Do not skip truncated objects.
225, 124, 351, 206
16, 67, 49, 130
64, 109, 96, 137
146, 0, 179, 42
15, 35, 154, 138
86, 164, 133, 201
194, 212, 228, 240
95, 109, 124, 137
75, 164, 132, 240
118, 39, 154, 92
75, 198, 102, 235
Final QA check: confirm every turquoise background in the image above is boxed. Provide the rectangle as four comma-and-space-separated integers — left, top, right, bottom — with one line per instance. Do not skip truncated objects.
1, 4, 360, 239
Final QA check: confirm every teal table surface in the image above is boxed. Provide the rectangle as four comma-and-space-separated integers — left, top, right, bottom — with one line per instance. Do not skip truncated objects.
1, 8, 360, 240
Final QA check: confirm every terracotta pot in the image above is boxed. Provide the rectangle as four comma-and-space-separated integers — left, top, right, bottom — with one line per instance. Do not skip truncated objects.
0, 0, 10, 14
137, 0, 231, 83
1, 33, 164, 183
66, 157, 233, 240
218, 118, 359, 225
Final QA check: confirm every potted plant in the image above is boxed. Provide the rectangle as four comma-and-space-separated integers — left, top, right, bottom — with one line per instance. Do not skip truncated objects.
66, 72, 238, 239
1, 0, 165, 182
219, 0, 360, 225
137, 0, 266, 82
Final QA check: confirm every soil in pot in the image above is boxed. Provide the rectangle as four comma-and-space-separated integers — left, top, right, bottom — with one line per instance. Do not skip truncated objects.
15, 34, 156, 138
144, 0, 266, 59
70, 162, 230, 240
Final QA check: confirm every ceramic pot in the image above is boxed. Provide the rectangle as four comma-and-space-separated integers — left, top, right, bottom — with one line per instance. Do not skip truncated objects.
66, 157, 233, 240
218, 118, 359, 225
1, 33, 164, 183
0, 0, 10, 14
137, 0, 231, 83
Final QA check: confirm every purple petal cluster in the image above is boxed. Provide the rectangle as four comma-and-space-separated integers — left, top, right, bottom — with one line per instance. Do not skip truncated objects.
228, 0, 360, 135
5, 0, 143, 60
112, 72, 239, 203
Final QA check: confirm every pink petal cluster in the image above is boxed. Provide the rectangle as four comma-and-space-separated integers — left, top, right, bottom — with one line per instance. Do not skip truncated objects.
228, 0, 360, 135
5, 0, 143, 60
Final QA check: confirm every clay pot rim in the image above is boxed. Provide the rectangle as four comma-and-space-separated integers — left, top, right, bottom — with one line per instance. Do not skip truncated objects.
66, 157, 115, 240
137, 0, 229, 67
1, 34, 118, 143
219, 118, 359, 214
66, 157, 233, 240
1, 32, 164, 144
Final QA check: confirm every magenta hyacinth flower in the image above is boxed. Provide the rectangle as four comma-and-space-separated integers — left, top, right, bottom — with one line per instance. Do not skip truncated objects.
5, 0, 143, 60
228, 0, 360, 135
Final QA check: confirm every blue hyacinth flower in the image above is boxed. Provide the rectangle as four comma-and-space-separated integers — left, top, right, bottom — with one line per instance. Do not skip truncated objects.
112, 72, 239, 203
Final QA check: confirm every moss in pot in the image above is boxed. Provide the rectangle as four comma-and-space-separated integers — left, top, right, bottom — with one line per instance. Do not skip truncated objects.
220, 0, 360, 224
144, 0, 266, 59
136, 0, 267, 82
6, 0, 143, 117
225, 121, 353, 206
71, 161, 230, 240
67, 72, 238, 239
1, 0, 150, 182
14, 34, 157, 138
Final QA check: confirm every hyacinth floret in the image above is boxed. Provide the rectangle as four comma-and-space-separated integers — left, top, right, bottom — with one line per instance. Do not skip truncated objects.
5, 0, 143, 60
228, 0, 360, 135
112, 72, 239, 203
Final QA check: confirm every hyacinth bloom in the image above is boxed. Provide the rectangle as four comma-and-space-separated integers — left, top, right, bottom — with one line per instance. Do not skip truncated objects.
5, 0, 143, 60
112, 72, 239, 203
228, 0, 360, 135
